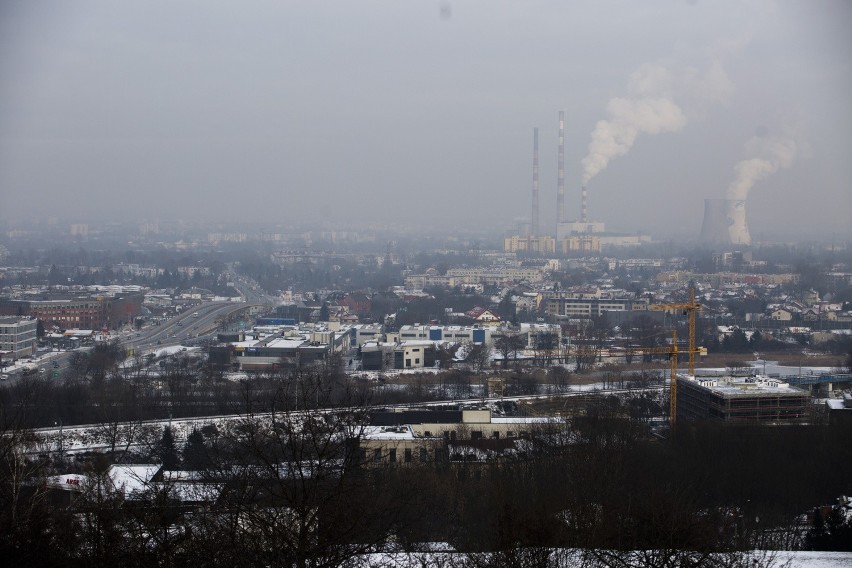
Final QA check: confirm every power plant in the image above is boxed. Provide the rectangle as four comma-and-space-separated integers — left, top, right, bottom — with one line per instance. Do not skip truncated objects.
509, 111, 651, 254
699, 198, 751, 246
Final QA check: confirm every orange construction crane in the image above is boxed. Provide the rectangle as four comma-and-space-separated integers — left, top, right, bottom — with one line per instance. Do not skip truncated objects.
608, 329, 680, 426
647, 287, 704, 427
648, 287, 702, 375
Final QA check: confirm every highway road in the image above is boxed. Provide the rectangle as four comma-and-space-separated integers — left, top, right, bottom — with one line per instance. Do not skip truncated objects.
1, 267, 277, 384
123, 300, 251, 352
2, 300, 270, 384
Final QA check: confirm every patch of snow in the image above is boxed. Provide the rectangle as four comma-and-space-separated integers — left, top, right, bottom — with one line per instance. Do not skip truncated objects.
151, 345, 200, 358
108, 464, 161, 498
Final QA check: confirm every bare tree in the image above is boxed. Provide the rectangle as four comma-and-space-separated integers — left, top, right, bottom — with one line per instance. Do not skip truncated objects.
184, 367, 403, 567
494, 332, 525, 370
550, 365, 571, 393
465, 342, 493, 375
435, 343, 460, 370
532, 331, 558, 367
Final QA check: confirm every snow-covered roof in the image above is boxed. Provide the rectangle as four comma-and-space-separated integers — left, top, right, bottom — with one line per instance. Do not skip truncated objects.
274, 336, 313, 347
685, 376, 801, 396
492, 417, 559, 424
399, 340, 435, 348
363, 425, 415, 440
108, 464, 161, 498
63, 329, 94, 337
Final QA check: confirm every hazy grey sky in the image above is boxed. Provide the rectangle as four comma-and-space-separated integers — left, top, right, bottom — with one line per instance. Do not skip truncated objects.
1, 0, 850, 239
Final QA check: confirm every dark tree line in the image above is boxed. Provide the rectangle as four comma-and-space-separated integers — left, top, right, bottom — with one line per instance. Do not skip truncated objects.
2, 355, 852, 566
1, 396, 851, 566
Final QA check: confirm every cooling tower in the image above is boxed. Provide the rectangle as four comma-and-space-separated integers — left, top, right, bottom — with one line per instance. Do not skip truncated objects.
700, 199, 751, 246
727, 200, 751, 245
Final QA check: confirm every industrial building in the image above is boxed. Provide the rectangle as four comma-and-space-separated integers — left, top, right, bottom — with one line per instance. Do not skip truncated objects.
362, 323, 564, 371
676, 375, 810, 423
503, 111, 651, 255
360, 408, 560, 466
360, 341, 437, 371
389, 323, 562, 349
391, 325, 490, 344
0, 291, 144, 330
351, 323, 383, 346
223, 324, 352, 372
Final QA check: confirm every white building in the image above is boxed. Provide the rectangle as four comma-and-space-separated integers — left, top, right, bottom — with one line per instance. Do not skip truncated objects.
0, 317, 37, 361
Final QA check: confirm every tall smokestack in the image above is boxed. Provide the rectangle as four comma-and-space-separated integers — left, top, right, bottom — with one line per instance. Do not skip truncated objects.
581, 185, 588, 223
531, 128, 540, 237
557, 110, 566, 224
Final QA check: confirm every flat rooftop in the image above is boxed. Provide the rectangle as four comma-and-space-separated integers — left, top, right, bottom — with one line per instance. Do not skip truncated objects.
685, 375, 807, 397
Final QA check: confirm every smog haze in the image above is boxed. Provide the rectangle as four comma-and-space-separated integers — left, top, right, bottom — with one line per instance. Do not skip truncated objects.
1, 0, 850, 239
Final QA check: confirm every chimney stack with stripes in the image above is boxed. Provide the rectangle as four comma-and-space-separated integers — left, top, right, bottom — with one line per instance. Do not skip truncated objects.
557, 111, 566, 229
531, 127, 540, 237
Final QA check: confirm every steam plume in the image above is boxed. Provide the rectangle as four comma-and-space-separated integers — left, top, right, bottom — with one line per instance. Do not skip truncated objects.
582, 61, 733, 184
582, 97, 686, 184
726, 134, 797, 201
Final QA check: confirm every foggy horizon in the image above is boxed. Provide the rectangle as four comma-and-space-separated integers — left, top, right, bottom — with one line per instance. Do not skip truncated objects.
1, 1, 850, 240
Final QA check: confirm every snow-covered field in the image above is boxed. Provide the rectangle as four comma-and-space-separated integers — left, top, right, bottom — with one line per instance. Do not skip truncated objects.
779, 551, 852, 567
348, 550, 852, 567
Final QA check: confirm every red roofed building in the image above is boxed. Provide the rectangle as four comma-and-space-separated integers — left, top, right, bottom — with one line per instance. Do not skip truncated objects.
465, 307, 501, 325
337, 292, 373, 317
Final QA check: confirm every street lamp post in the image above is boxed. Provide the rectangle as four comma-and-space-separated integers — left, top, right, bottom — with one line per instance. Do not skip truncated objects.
55, 418, 63, 462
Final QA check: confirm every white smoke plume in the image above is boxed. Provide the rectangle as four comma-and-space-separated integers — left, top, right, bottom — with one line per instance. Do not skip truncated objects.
727, 134, 797, 201
582, 97, 686, 184
581, 60, 733, 185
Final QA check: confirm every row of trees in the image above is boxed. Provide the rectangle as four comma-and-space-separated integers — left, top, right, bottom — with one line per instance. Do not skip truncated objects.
2, 337, 687, 434
3, 369, 851, 566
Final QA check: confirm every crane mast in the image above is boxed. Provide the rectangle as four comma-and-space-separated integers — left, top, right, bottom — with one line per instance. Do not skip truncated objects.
645, 287, 703, 427
648, 286, 702, 375
608, 330, 680, 427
